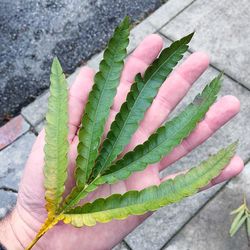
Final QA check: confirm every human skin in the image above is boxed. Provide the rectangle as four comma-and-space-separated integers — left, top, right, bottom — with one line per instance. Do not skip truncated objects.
0, 34, 244, 250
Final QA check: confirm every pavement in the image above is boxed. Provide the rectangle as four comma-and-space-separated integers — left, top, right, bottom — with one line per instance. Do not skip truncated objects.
0, 0, 161, 126
1, 0, 250, 249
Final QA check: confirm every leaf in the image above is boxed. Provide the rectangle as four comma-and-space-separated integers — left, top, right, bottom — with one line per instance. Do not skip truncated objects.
44, 57, 69, 217
231, 204, 244, 215
230, 209, 245, 236
63, 142, 237, 227
230, 214, 247, 237
74, 17, 130, 187
91, 33, 194, 180
230, 195, 250, 238
61, 74, 222, 209
98, 74, 222, 185
247, 216, 250, 237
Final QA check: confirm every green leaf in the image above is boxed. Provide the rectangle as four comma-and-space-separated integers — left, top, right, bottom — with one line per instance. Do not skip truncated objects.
230, 209, 245, 236
75, 17, 130, 187
44, 57, 69, 217
63, 142, 236, 227
98, 74, 222, 185
91, 33, 194, 180
61, 74, 222, 209
230, 196, 250, 238
230, 213, 247, 237
231, 204, 244, 215
247, 216, 250, 237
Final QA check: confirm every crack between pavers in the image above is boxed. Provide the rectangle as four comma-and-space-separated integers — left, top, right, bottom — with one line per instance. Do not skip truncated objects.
153, 0, 197, 33
0, 130, 30, 152
0, 186, 18, 193
159, 157, 250, 249
122, 240, 133, 250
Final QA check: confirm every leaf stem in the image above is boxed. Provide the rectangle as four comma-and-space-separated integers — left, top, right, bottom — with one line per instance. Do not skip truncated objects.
25, 217, 60, 250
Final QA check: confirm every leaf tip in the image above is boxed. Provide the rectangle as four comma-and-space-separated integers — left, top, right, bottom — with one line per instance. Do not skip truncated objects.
184, 31, 195, 43
229, 140, 239, 154
120, 16, 131, 29
51, 56, 63, 75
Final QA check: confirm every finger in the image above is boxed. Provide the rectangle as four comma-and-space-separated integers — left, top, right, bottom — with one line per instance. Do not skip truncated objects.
68, 66, 95, 142
158, 95, 240, 171
203, 155, 244, 189
139, 51, 210, 136
111, 34, 164, 113
160, 156, 244, 190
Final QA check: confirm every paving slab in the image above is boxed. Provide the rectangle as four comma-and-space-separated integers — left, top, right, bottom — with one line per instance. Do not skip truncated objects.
164, 163, 250, 250
148, 0, 194, 29
125, 55, 250, 249
0, 190, 17, 219
21, 91, 49, 127
160, 0, 250, 89
0, 132, 36, 191
0, 115, 29, 150
34, 120, 45, 134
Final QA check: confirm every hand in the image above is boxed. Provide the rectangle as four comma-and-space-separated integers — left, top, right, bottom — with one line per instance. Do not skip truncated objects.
0, 34, 244, 250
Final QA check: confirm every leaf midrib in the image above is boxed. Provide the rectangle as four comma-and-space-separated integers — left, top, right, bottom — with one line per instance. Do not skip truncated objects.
47, 72, 66, 213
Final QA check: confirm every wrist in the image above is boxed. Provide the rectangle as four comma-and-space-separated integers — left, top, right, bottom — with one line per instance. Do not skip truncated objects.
0, 209, 24, 249
0, 205, 38, 250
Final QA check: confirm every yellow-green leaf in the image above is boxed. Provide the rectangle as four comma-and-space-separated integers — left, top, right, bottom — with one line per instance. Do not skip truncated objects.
74, 17, 130, 188
63, 143, 236, 227
44, 57, 69, 217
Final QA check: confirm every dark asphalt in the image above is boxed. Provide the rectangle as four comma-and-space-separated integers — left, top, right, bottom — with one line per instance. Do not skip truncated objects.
0, 0, 161, 125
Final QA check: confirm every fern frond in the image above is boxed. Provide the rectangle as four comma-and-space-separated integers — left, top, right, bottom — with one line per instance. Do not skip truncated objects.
91, 33, 193, 180
44, 57, 69, 217
75, 17, 130, 187
63, 142, 237, 227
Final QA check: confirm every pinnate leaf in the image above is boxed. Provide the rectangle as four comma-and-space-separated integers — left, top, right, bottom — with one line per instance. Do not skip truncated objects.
75, 17, 130, 187
44, 57, 69, 217
92, 33, 194, 179
63, 142, 237, 227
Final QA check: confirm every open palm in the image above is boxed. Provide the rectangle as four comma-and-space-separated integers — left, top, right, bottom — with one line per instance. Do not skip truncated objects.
11, 34, 243, 250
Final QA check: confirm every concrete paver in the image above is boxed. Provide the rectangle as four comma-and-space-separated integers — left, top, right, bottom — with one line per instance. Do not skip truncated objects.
160, 0, 250, 89
0, 132, 36, 191
0, 190, 17, 218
